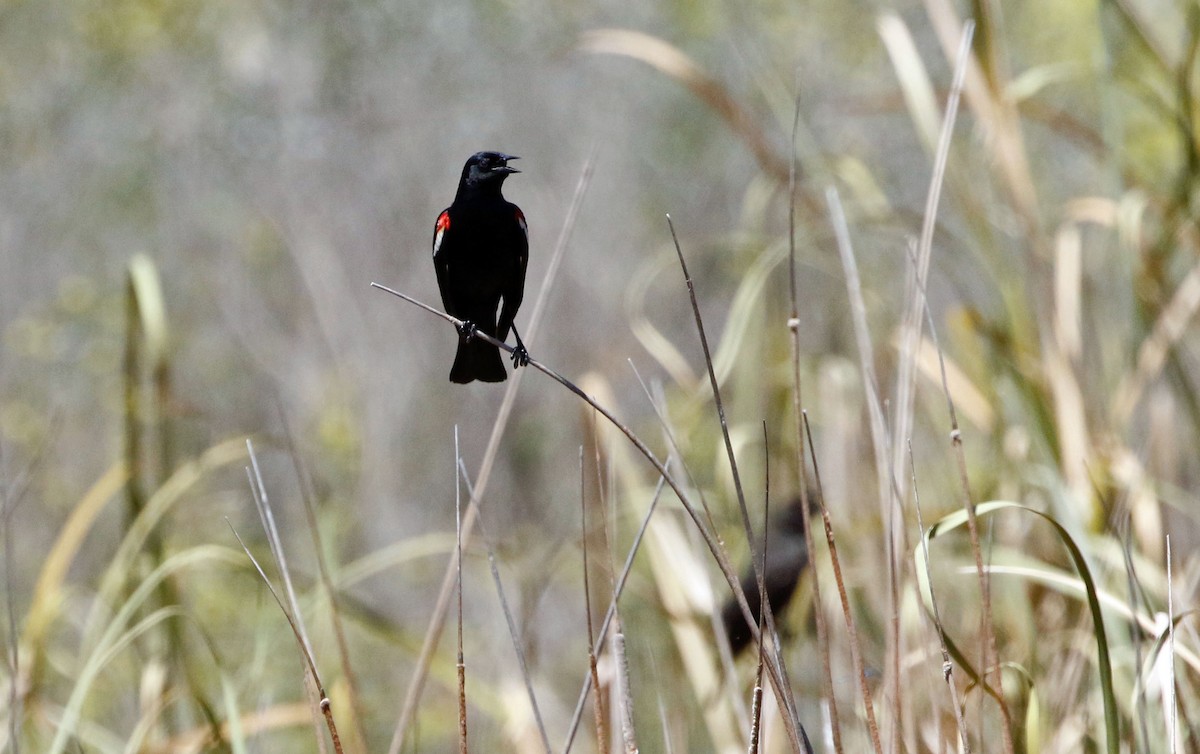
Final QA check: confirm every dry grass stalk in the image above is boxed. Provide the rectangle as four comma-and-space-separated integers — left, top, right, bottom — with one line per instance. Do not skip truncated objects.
823, 185, 893, 753
909, 441, 971, 752
891, 17, 1016, 752
665, 214, 803, 745
243, 440, 341, 753
748, 487, 770, 754
611, 614, 639, 754
580, 446, 610, 754
803, 413, 882, 754
373, 283, 806, 751
454, 455, 552, 753
785, 91, 842, 753
227, 519, 341, 753
562, 471, 668, 751
281, 413, 369, 754
454, 429, 468, 754
1167, 535, 1177, 753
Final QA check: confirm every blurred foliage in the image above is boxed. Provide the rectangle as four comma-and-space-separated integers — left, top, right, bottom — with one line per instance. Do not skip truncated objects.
2, 0, 1200, 751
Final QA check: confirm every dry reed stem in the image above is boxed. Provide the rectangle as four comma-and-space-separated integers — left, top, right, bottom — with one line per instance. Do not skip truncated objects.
373, 283, 804, 750
748, 684, 764, 754
785, 91, 841, 753
902, 222, 1018, 749
803, 413, 883, 754
909, 441, 971, 752
665, 215, 802, 739
1167, 535, 1177, 753
227, 520, 342, 753
664, 215, 756, 589
889, 17, 1016, 752
628, 360, 750, 735
455, 457, 553, 753
612, 615, 639, 754
454, 428, 468, 754
592, 435, 638, 754
563, 472, 668, 751
281, 413, 369, 754
921, 0, 1039, 234
748, 479, 770, 754
580, 446, 610, 754
243, 440, 341, 753
824, 185, 894, 753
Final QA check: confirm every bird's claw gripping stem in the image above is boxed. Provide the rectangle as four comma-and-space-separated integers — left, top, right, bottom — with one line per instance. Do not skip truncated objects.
510, 326, 530, 369
457, 321, 478, 342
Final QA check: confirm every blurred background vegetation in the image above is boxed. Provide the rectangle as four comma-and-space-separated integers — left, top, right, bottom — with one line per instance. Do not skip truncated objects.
2, 0, 1200, 750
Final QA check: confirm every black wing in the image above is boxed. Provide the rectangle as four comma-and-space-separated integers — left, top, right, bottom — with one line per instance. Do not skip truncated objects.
496, 205, 528, 343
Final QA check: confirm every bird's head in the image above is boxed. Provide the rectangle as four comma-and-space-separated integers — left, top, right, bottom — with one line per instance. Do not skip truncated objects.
461, 151, 520, 190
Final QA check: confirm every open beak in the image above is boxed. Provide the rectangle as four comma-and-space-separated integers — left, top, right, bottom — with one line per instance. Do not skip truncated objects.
498, 155, 520, 173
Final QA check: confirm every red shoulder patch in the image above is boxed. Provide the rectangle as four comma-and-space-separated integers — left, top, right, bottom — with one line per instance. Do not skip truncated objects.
433, 211, 451, 258
515, 208, 527, 235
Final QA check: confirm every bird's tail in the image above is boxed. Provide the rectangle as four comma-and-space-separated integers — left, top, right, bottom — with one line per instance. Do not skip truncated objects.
450, 336, 506, 383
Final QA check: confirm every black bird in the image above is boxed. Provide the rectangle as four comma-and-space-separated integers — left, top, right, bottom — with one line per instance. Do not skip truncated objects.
432, 151, 529, 383
721, 497, 812, 655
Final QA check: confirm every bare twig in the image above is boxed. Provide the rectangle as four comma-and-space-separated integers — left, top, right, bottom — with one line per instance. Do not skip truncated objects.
824, 185, 898, 753
580, 447, 609, 754
803, 413, 882, 754
455, 457, 552, 754
748, 449, 770, 754
785, 90, 841, 753
227, 519, 342, 753
374, 284, 804, 752
664, 215, 802, 741
563, 473, 668, 751
279, 409, 369, 753
1167, 535, 1177, 754
454, 428, 468, 754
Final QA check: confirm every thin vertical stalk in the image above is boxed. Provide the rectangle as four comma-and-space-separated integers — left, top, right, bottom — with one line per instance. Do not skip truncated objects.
909, 441, 970, 752
665, 215, 801, 734
785, 90, 841, 754
804, 413, 883, 754
455, 428, 468, 754
1167, 536, 1177, 754
581, 447, 609, 754
281, 411, 369, 753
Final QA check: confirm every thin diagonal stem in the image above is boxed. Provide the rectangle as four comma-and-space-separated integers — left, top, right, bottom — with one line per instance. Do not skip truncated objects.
371, 285, 803, 751
457, 459, 552, 754
665, 215, 801, 734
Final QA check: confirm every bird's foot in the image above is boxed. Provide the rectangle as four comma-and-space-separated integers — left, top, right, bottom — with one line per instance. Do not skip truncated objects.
457, 321, 479, 342
510, 343, 530, 368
